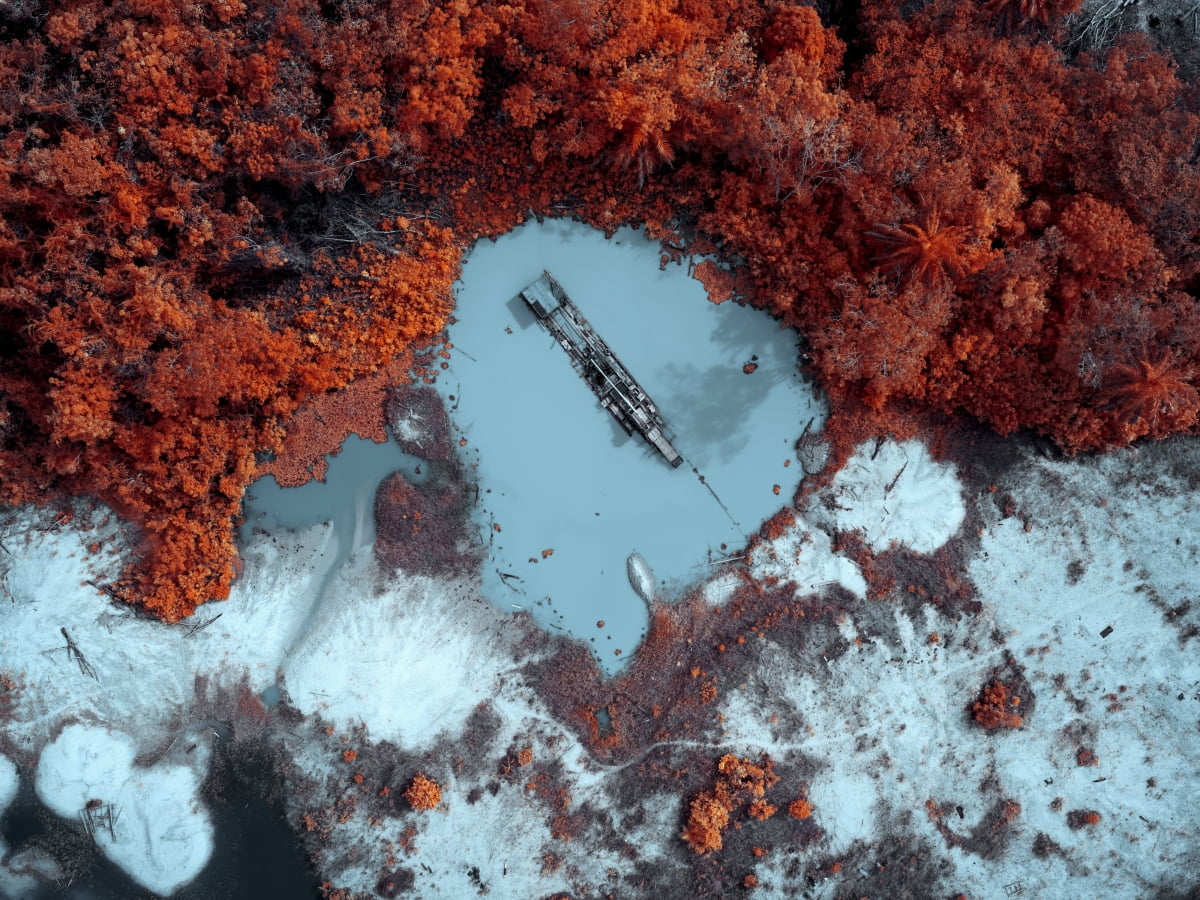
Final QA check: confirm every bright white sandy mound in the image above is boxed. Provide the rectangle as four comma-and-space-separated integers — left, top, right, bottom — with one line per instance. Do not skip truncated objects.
0, 509, 334, 751
0, 754, 15, 813
627, 551, 656, 603
282, 567, 513, 750
810, 438, 965, 553
35, 724, 214, 896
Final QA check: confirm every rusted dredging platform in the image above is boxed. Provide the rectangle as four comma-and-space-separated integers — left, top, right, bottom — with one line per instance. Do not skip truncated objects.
520, 271, 683, 468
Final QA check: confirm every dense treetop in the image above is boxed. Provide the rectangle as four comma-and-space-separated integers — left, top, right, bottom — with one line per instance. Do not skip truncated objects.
1, 0, 1196, 617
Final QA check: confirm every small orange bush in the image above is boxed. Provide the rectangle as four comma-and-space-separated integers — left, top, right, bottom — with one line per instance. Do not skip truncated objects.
788, 798, 813, 820
1067, 809, 1102, 829
404, 773, 442, 811
971, 680, 1024, 729
681, 754, 779, 854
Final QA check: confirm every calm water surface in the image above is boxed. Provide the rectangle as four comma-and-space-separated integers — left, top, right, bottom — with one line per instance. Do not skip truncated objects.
440, 220, 824, 670
238, 219, 824, 673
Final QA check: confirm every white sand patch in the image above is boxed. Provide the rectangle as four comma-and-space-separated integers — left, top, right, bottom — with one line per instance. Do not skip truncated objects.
408, 786, 575, 897
34, 723, 214, 896
627, 552, 656, 603
280, 564, 512, 750
0, 753, 15, 812
807, 771, 876, 851
715, 606, 997, 854
809, 438, 965, 553
0, 509, 334, 750
620, 791, 687, 866
747, 511, 866, 598
959, 449, 1200, 896
280, 647, 636, 900
701, 570, 742, 607
720, 443, 1200, 897
392, 409, 423, 444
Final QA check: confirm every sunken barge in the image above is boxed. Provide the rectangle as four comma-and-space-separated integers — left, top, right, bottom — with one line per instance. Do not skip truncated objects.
520, 271, 683, 468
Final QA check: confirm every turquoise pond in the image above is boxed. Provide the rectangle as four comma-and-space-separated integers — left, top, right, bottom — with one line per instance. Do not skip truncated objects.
436, 219, 824, 671
242, 218, 825, 673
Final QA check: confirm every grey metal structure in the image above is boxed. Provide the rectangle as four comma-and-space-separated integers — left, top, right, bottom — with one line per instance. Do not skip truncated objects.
519, 271, 683, 468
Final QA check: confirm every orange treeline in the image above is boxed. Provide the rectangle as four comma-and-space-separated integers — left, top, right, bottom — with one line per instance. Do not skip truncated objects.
0, 0, 1197, 619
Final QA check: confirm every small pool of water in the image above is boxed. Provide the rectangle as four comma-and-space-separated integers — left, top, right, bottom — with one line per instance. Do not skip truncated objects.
440, 219, 825, 671
240, 435, 424, 570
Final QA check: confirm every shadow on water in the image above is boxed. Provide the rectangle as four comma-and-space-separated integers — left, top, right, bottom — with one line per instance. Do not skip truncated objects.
658, 360, 764, 466
504, 291, 540, 331
607, 415, 635, 452
1, 738, 321, 899
708, 297, 793, 362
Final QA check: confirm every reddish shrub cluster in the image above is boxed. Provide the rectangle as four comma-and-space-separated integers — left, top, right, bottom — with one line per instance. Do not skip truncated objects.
971, 680, 1025, 729
681, 754, 780, 855
404, 773, 442, 811
374, 471, 476, 577
1067, 809, 1102, 829
0, 673, 16, 722
258, 360, 405, 487
788, 798, 814, 820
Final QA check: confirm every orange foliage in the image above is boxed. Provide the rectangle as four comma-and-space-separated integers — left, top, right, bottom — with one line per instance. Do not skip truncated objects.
748, 799, 776, 820
867, 204, 978, 285
1103, 349, 1199, 437
694, 260, 737, 305
971, 680, 1024, 729
404, 773, 442, 811
984, 0, 1082, 30
788, 798, 813, 820
1, 0, 1198, 626
681, 754, 779, 854
680, 789, 732, 855
257, 359, 406, 487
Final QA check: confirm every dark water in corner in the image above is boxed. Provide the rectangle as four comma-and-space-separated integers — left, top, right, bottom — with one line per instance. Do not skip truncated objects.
0, 746, 320, 900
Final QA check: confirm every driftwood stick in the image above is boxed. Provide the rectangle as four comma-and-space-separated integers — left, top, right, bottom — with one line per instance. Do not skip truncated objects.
884, 460, 908, 496
60, 627, 99, 681
184, 613, 223, 637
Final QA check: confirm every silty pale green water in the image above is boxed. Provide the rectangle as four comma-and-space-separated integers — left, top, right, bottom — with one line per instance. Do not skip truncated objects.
439, 219, 825, 672
238, 219, 824, 674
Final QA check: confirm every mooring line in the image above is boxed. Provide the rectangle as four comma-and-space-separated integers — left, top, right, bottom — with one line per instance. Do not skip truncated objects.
685, 456, 742, 531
